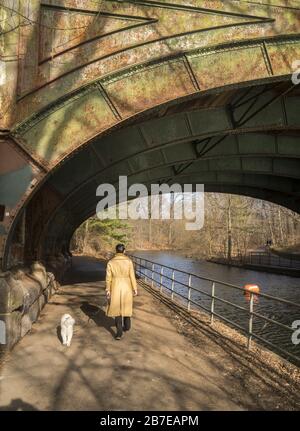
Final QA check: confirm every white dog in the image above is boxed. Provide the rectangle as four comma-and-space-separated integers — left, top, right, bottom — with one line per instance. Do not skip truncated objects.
60, 314, 75, 347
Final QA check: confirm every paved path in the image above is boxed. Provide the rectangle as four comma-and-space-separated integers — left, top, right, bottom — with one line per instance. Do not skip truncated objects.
0, 256, 298, 411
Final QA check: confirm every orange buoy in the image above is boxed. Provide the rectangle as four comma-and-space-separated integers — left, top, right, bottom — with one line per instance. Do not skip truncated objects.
244, 284, 260, 293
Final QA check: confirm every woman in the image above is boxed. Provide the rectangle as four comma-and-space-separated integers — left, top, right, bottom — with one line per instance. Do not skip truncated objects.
105, 244, 137, 340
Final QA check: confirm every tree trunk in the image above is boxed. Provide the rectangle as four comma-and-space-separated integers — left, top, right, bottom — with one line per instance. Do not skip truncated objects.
83, 219, 90, 253
277, 207, 284, 245
148, 218, 152, 245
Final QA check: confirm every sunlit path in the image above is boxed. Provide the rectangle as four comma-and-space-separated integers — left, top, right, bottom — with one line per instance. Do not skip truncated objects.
0, 257, 299, 411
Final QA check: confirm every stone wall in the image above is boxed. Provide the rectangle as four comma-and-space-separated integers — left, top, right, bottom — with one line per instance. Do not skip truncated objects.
46, 253, 72, 283
0, 262, 58, 350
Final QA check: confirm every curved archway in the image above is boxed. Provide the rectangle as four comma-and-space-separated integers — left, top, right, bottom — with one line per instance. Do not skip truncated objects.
10, 80, 299, 268
1, 0, 300, 269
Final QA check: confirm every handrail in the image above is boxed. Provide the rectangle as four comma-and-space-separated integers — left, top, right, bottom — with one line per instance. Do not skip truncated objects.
246, 251, 300, 270
129, 254, 300, 309
126, 253, 300, 365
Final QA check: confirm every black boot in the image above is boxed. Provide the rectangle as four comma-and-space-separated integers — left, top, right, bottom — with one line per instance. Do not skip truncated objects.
115, 316, 123, 340
123, 316, 131, 332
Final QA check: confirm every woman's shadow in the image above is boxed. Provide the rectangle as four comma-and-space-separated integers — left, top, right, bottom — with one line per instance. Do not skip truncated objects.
80, 302, 116, 338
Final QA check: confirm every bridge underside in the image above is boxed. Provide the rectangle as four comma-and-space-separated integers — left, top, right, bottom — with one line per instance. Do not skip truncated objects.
7, 79, 300, 268
0, 0, 300, 269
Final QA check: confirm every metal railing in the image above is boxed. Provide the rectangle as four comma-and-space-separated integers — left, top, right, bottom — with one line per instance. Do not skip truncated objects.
127, 254, 300, 365
245, 251, 300, 270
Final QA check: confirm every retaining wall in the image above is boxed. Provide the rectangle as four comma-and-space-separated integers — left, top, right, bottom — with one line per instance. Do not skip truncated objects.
0, 262, 58, 350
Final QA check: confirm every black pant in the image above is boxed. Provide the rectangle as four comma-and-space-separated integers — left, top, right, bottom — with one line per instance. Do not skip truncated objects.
115, 316, 131, 336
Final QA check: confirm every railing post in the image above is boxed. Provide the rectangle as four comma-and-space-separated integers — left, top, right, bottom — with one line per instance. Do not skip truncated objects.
187, 274, 191, 311
145, 260, 148, 282
151, 263, 154, 288
247, 291, 254, 350
160, 266, 164, 294
210, 282, 215, 324
171, 270, 174, 300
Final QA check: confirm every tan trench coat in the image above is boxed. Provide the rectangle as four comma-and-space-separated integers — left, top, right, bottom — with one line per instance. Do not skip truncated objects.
105, 253, 137, 317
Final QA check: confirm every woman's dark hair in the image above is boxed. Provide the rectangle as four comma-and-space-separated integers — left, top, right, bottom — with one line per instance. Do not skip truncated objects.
116, 243, 125, 253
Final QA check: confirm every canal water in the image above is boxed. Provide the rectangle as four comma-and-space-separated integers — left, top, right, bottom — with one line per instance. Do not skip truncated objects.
132, 250, 300, 363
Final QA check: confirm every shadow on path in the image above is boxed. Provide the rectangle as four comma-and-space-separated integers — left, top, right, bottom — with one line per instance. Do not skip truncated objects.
62, 256, 106, 285
0, 399, 39, 411
80, 302, 116, 338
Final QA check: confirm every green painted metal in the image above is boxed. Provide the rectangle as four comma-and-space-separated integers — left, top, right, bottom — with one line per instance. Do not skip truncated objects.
22, 87, 117, 164
0, 0, 300, 268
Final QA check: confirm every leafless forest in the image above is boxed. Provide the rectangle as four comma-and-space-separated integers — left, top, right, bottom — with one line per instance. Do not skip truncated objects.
72, 193, 300, 260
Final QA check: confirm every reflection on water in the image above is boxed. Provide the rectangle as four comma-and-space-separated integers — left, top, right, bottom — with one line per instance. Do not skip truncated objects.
132, 250, 300, 363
